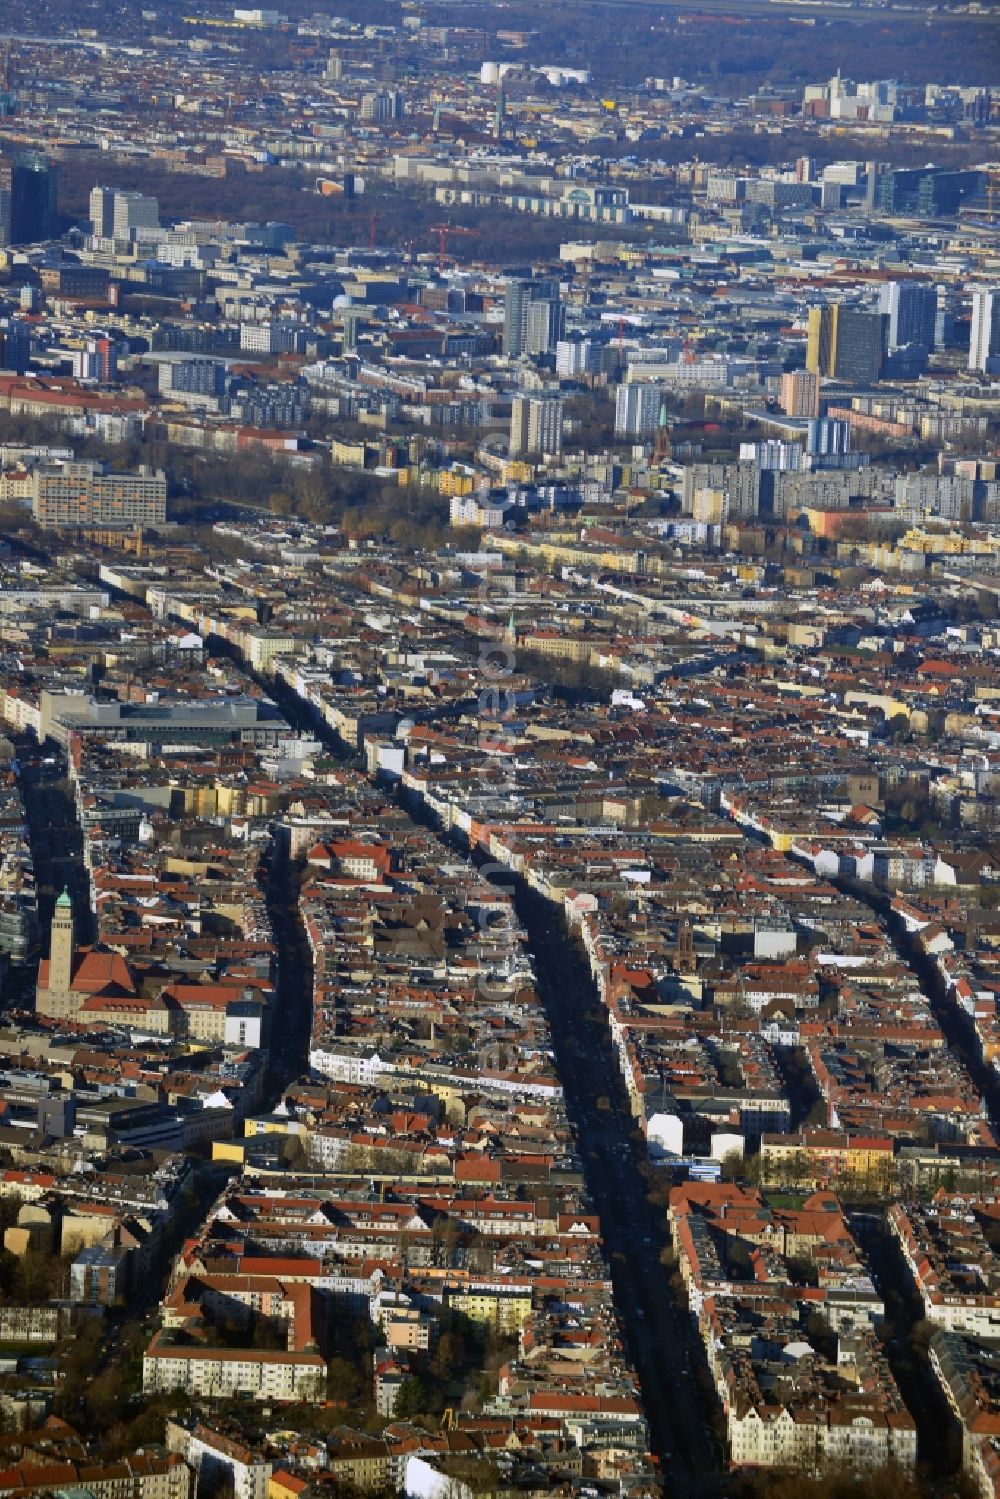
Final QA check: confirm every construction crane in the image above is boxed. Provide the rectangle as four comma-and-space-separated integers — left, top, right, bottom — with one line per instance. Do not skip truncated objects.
429, 222, 476, 272
987, 170, 1000, 226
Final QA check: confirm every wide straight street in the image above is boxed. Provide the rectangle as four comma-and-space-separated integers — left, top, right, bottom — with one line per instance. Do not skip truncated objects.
515, 888, 723, 1491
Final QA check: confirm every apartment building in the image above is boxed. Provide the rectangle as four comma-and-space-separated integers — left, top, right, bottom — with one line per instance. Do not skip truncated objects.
0, 1454, 191, 1499
31, 460, 166, 529
759, 1131, 894, 1190
143, 1339, 326, 1402
166, 1423, 272, 1499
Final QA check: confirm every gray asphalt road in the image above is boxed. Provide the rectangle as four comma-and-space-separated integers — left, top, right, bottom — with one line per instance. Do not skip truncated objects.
521, 898, 724, 1493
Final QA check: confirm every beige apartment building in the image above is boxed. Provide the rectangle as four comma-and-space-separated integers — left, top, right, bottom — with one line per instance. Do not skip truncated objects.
143, 1338, 326, 1402
31, 460, 166, 529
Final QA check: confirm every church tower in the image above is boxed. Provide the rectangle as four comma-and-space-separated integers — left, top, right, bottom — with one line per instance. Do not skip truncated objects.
48, 889, 75, 999
674, 916, 696, 975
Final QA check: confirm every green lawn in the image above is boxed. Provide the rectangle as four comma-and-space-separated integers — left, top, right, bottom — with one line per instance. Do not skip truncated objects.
763, 1192, 808, 1210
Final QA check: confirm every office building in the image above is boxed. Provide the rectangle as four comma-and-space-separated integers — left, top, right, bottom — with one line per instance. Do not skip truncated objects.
879, 282, 937, 352
833, 309, 887, 384
510, 395, 563, 456
807, 304, 886, 384
0, 317, 30, 374
89, 185, 116, 239
780, 370, 820, 419
12, 153, 57, 243
883, 342, 929, 380
92, 186, 166, 243
0, 152, 57, 246
0, 158, 12, 249
743, 179, 812, 212
112, 190, 160, 239
38, 264, 110, 300
805, 306, 836, 378
503, 278, 564, 358
969, 289, 1000, 374
31, 461, 167, 530
876, 166, 983, 217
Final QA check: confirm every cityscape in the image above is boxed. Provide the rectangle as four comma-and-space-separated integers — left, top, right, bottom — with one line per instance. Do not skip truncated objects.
0, 0, 995, 1495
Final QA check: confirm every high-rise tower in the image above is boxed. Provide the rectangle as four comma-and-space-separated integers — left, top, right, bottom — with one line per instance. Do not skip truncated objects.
47, 889, 75, 1002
